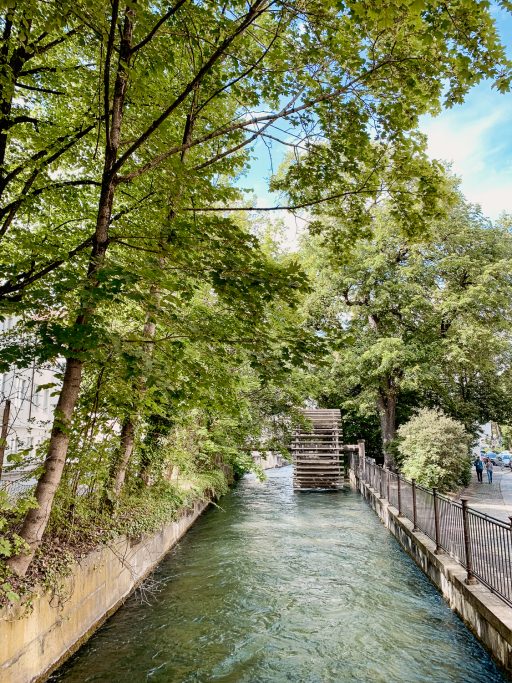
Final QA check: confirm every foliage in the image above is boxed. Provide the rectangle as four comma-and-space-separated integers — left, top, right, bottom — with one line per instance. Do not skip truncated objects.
0, 491, 36, 603
502, 426, 512, 450
1, 0, 511, 578
397, 408, 472, 492
296, 192, 512, 465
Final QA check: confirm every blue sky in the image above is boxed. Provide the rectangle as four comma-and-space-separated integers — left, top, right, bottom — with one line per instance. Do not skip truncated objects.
242, 3, 512, 230
420, 4, 512, 219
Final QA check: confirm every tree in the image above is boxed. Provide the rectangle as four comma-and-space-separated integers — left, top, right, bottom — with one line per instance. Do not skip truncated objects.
3, 0, 511, 575
298, 193, 512, 466
397, 407, 471, 492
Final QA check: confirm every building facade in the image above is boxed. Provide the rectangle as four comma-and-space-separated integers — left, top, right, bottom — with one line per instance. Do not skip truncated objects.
0, 317, 60, 483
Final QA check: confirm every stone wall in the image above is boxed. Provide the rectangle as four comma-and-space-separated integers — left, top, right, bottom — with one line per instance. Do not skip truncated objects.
350, 470, 512, 674
0, 501, 209, 683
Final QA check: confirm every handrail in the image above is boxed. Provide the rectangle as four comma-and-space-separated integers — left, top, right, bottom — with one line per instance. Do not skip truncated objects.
348, 452, 512, 607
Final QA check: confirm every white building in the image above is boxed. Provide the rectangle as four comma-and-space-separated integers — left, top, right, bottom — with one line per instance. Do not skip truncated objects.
0, 317, 60, 482
472, 421, 502, 457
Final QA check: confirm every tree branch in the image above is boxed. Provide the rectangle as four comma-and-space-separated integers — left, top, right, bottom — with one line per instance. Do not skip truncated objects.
1, 115, 41, 130
116, 56, 401, 183
15, 82, 66, 95
1, 120, 97, 195
181, 186, 380, 212
131, 0, 188, 54
19, 63, 94, 77
33, 28, 80, 57
0, 180, 101, 223
0, 234, 94, 300
104, 0, 119, 154
112, 0, 272, 174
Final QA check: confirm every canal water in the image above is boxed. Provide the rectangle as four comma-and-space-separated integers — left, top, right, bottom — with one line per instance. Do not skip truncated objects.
52, 467, 507, 683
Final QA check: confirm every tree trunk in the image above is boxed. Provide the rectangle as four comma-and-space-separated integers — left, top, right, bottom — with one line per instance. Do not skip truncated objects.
0, 14, 14, 185
139, 448, 152, 487
0, 398, 11, 479
8, 6, 134, 576
0, 14, 27, 195
377, 386, 397, 469
111, 92, 198, 496
103, 304, 157, 504
7, 359, 82, 575
111, 418, 136, 498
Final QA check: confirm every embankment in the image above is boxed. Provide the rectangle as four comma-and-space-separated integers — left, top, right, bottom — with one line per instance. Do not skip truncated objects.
350, 469, 512, 674
0, 500, 208, 683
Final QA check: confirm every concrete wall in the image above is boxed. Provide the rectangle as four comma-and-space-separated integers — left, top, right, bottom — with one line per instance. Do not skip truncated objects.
252, 452, 286, 470
350, 470, 512, 674
0, 501, 209, 683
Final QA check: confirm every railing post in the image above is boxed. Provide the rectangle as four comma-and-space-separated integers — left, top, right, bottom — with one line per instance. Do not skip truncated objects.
379, 466, 383, 498
461, 498, 477, 584
412, 479, 418, 531
386, 469, 390, 501
397, 475, 402, 516
433, 488, 442, 554
358, 440, 365, 480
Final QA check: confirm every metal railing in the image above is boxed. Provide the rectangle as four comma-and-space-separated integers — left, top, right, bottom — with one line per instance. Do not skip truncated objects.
348, 452, 512, 607
0, 472, 37, 501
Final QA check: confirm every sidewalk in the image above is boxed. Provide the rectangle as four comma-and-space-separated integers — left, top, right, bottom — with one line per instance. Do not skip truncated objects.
457, 465, 512, 523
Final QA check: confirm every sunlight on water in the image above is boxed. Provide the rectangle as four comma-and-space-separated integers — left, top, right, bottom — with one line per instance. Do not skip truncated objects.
51, 467, 507, 683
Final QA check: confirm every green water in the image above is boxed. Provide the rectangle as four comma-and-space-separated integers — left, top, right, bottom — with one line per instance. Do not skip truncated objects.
51, 467, 508, 682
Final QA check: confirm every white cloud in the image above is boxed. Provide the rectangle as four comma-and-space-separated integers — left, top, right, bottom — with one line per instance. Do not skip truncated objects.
420, 90, 512, 219
279, 210, 308, 251
422, 109, 504, 168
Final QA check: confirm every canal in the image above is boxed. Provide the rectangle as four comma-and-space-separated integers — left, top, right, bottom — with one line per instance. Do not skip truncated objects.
52, 467, 507, 682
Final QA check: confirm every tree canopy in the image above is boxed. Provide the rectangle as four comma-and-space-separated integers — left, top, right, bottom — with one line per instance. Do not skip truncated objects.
0, 0, 511, 578
297, 193, 512, 466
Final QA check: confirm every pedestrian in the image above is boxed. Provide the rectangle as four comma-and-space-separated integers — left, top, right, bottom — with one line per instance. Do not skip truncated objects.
474, 456, 484, 483
485, 457, 493, 484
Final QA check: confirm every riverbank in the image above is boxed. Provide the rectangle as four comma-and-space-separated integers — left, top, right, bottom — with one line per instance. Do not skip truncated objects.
351, 468, 512, 675
0, 500, 209, 683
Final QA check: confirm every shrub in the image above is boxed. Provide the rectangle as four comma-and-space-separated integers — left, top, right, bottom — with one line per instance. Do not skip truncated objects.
397, 408, 471, 492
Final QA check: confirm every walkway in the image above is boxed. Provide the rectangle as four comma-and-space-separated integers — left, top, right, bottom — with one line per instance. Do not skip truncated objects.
458, 466, 512, 523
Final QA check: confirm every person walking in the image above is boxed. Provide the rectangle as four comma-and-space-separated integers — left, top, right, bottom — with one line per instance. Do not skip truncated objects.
485, 457, 494, 484
474, 456, 484, 483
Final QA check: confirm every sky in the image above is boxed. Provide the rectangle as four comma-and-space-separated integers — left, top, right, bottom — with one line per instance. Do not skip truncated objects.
241, 3, 512, 246
420, 4, 512, 220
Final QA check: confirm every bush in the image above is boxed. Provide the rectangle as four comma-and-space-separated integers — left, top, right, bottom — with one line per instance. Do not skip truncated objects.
397, 407, 471, 492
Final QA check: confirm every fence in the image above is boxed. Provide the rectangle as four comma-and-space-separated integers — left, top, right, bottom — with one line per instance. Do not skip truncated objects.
349, 452, 512, 607
0, 472, 37, 501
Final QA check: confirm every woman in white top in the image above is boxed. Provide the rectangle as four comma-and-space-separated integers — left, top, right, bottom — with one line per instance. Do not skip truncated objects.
485, 458, 493, 484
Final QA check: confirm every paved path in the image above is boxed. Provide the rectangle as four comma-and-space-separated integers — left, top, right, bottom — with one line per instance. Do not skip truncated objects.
458, 465, 512, 523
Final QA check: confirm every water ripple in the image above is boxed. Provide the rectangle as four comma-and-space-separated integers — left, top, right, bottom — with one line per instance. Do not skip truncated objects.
51, 467, 508, 683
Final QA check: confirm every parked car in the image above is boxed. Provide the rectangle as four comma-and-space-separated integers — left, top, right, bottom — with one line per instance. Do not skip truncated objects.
483, 451, 511, 468
499, 451, 511, 468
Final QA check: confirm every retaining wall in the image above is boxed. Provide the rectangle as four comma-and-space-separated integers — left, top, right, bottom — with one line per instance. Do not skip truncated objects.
252, 452, 286, 469
0, 500, 209, 683
350, 470, 512, 674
